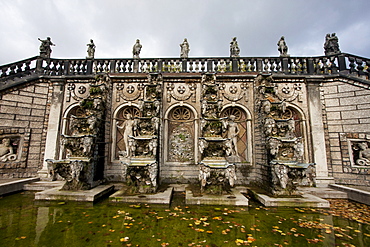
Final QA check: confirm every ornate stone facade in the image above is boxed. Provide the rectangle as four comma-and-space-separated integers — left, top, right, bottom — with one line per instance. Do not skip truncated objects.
1, 50, 370, 190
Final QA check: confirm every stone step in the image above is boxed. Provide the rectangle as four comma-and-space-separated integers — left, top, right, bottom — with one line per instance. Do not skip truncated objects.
23, 181, 65, 191
298, 186, 348, 199
0, 178, 40, 196
330, 184, 370, 205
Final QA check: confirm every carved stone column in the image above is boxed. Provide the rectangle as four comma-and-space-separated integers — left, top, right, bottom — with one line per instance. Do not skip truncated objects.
307, 80, 334, 187
38, 80, 65, 179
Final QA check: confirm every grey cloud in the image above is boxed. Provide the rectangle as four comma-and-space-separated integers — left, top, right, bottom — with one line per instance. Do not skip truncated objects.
0, 0, 369, 65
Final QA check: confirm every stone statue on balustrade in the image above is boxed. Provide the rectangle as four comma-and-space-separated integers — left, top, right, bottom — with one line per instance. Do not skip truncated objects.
117, 114, 138, 157
324, 33, 341, 56
180, 38, 190, 58
0, 138, 16, 162
230, 37, 240, 58
277, 36, 289, 57
133, 39, 142, 59
86, 39, 96, 59
38, 37, 55, 58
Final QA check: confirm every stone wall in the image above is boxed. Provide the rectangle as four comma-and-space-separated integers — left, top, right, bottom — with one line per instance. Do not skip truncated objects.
0, 80, 50, 178
321, 79, 370, 186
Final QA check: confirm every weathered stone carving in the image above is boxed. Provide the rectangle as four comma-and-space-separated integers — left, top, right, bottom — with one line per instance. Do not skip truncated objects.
133, 39, 142, 59
230, 37, 240, 58
223, 115, 240, 156
199, 163, 236, 194
255, 74, 314, 195
48, 74, 110, 189
277, 36, 289, 57
169, 125, 194, 162
0, 138, 16, 162
86, 39, 96, 59
38, 37, 55, 58
117, 113, 138, 157
356, 142, 370, 166
38, 37, 56, 58
324, 33, 341, 56
180, 38, 190, 58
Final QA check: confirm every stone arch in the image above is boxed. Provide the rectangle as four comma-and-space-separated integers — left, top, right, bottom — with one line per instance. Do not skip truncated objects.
220, 104, 252, 162
62, 103, 84, 135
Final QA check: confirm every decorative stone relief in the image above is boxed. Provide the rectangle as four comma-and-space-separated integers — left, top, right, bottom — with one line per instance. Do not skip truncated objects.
255, 74, 313, 195
49, 74, 111, 190
340, 133, 370, 173
0, 129, 30, 169
169, 125, 194, 162
66, 81, 90, 102
274, 82, 304, 102
166, 81, 196, 102
116, 81, 144, 101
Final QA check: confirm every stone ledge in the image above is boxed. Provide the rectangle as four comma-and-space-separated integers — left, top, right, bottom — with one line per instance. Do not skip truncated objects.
109, 187, 173, 205
35, 185, 114, 202
185, 188, 249, 206
0, 177, 39, 195
254, 192, 330, 208
329, 184, 370, 206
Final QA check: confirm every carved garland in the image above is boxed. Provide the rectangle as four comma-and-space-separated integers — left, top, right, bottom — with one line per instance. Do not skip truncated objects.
116, 81, 144, 101
274, 82, 304, 102
66, 80, 91, 102
166, 82, 197, 102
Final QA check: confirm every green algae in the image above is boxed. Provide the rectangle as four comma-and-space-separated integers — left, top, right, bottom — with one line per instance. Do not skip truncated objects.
0, 192, 369, 247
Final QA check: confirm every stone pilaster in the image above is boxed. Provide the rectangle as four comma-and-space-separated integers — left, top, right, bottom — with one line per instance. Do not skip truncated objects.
307, 79, 334, 187
38, 80, 65, 179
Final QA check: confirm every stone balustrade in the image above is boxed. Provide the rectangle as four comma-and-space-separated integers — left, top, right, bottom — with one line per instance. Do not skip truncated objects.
1, 53, 369, 90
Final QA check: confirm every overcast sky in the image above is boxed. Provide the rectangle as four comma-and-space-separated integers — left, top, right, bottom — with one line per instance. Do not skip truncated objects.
0, 0, 369, 65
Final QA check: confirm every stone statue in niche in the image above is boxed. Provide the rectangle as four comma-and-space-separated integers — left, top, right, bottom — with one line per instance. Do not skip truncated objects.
117, 113, 138, 157
264, 118, 276, 136
268, 138, 281, 157
149, 139, 157, 156
128, 138, 136, 157
38, 37, 55, 58
356, 142, 370, 166
199, 165, 211, 188
86, 39, 96, 59
148, 163, 158, 187
180, 38, 190, 58
287, 119, 295, 136
272, 163, 289, 189
230, 37, 240, 57
294, 139, 304, 161
324, 33, 341, 55
199, 139, 208, 154
225, 165, 237, 187
223, 115, 240, 156
261, 100, 272, 114
277, 36, 289, 57
0, 138, 16, 162
132, 39, 142, 59
151, 117, 160, 134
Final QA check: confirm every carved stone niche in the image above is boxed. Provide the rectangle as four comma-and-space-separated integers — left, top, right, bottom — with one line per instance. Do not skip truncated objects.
340, 133, 370, 174
349, 139, 370, 167
0, 128, 30, 169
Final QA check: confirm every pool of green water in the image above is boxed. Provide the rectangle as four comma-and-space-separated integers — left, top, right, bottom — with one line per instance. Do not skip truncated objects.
1, 192, 369, 247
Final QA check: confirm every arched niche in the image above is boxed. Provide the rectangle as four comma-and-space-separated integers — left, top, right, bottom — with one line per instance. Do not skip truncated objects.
285, 103, 309, 162
164, 103, 198, 164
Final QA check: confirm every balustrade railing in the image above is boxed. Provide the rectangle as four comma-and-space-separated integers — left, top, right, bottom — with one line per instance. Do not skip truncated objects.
1, 53, 369, 89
